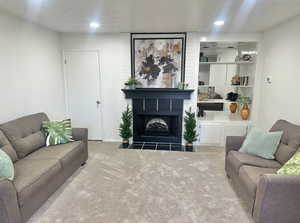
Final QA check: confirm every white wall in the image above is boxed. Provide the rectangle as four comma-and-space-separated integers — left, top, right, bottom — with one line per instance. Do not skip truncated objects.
61, 32, 201, 142
258, 15, 300, 130
0, 10, 66, 122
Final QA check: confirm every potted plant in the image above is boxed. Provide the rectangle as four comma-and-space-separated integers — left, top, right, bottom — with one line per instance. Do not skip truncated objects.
183, 108, 198, 152
177, 82, 189, 90
125, 77, 142, 89
119, 105, 133, 148
237, 96, 252, 120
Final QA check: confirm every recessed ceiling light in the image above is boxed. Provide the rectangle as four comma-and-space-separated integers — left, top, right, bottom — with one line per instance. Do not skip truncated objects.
214, 20, 225, 26
89, 22, 100, 29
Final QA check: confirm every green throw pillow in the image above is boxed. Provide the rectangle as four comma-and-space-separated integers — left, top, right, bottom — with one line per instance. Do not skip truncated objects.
0, 149, 14, 180
277, 152, 300, 175
239, 127, 283, 159
42, 119, 73, 146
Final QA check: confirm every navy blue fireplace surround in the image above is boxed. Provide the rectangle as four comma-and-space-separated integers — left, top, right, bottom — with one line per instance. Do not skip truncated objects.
122, 88, 193, 150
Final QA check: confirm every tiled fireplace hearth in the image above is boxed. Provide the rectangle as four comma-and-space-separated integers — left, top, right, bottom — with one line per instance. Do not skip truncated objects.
122, 88, 193, 151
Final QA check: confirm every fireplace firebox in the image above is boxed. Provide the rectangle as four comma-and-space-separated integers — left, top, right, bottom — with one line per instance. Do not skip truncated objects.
122, 88, 194, 150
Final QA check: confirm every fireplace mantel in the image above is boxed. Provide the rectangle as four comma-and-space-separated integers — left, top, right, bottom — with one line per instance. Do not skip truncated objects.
122, 88, 194, 99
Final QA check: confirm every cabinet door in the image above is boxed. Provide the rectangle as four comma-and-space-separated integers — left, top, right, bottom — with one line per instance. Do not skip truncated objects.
198, 123, 223, 146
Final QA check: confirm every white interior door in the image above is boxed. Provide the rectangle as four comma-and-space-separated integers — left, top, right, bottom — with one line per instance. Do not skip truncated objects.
64, 50, 102, 140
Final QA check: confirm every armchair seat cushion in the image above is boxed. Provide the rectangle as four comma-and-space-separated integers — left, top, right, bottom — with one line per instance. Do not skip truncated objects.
227, 151, 281, 175
239, 166, 277, 199
13, 159, 62, 207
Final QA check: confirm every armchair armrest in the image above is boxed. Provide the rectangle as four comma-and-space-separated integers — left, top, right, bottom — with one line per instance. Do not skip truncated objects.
0, 178, 21, 223
253, 174, 300, 223
225, 136, 245, 156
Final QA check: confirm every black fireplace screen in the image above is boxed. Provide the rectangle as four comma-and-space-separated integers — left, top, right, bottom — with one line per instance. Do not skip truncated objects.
134, 115, 179, 139
145, 118, 169, 136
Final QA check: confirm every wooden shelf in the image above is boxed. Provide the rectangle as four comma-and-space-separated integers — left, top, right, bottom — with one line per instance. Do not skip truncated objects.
231, 85, 253, 88
199, 61, 254, 65
197, 99, 234, 104
198, 85, 214, 88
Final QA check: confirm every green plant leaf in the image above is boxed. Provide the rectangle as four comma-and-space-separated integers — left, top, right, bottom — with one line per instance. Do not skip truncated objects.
119, 105, 133, 140
183, 107, 198, 144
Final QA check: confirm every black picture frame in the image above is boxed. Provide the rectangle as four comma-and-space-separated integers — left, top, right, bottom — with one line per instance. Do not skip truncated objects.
130, 32, 187, 87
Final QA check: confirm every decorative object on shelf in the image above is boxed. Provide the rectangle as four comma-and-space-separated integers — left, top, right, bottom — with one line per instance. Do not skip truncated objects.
130, 33, 187, 88
231, 75, 240, 85
226, 92, 238, 101
235, 54, 252, 62
237, 96, 252, 120
200, 52, 208, 62
124, 78, 142, 89
240, 104, 250, 120
235, 55, 241, 62
207, 86, 215, 99
119, 105, 133, 148
198, 81, 205, 85
242, 54, 252, 62
177, 82, 189, 90
198, 92, 209, 101
184, 107, 198, 152
240, 76, 249, 86
229, 103, 238, 113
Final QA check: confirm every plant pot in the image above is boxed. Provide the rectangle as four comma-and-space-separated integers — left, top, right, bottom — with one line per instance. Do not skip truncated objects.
122, 139, 129, 148
229, 103, 237, 113
185, 143, 194, 152
128, 84, 136, 90
241, 104, 250, 120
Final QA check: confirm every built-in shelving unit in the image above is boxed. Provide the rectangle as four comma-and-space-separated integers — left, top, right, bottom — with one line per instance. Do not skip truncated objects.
197, 41, 258, 146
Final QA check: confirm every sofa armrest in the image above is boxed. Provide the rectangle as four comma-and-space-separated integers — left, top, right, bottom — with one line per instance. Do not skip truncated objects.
253, 174, 300, 223
72, 128, 88, 142
225, 136, 245, 156
0, 178, 21, 223
72, 128, 88, 164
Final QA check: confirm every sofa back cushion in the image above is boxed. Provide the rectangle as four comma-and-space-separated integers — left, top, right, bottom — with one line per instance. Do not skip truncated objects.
0, 113, 49, 159
0, 130, 18, 162
270, 120, 300, 164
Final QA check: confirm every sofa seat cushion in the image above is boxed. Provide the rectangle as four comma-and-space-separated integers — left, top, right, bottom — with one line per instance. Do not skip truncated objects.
13, 159, 62, 207
0, 113, 49, 158
24, 141, 83, 169
239, 166, 277, 199
227, 151, 281, 175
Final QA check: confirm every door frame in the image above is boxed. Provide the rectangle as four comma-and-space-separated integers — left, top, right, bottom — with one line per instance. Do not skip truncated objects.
62, 49, 103, 140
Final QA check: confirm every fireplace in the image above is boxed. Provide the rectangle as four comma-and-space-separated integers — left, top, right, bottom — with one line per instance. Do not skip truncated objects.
122, 88, 194, 150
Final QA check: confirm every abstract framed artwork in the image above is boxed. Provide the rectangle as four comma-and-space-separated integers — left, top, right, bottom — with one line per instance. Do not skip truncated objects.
131, 33, 187, 88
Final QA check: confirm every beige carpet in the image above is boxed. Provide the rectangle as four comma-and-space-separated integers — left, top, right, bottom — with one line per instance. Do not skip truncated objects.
28, 142, 253, 223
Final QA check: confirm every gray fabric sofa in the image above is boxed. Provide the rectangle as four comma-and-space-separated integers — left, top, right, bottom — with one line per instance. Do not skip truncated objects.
225, 120, 300, 223
0, 113, 88, 223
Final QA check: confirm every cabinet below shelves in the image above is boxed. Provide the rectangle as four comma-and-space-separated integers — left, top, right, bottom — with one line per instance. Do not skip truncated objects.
197, 120, 250, 147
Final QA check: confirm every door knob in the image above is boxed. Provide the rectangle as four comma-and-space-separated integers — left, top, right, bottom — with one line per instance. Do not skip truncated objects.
96, 100, 101, 105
